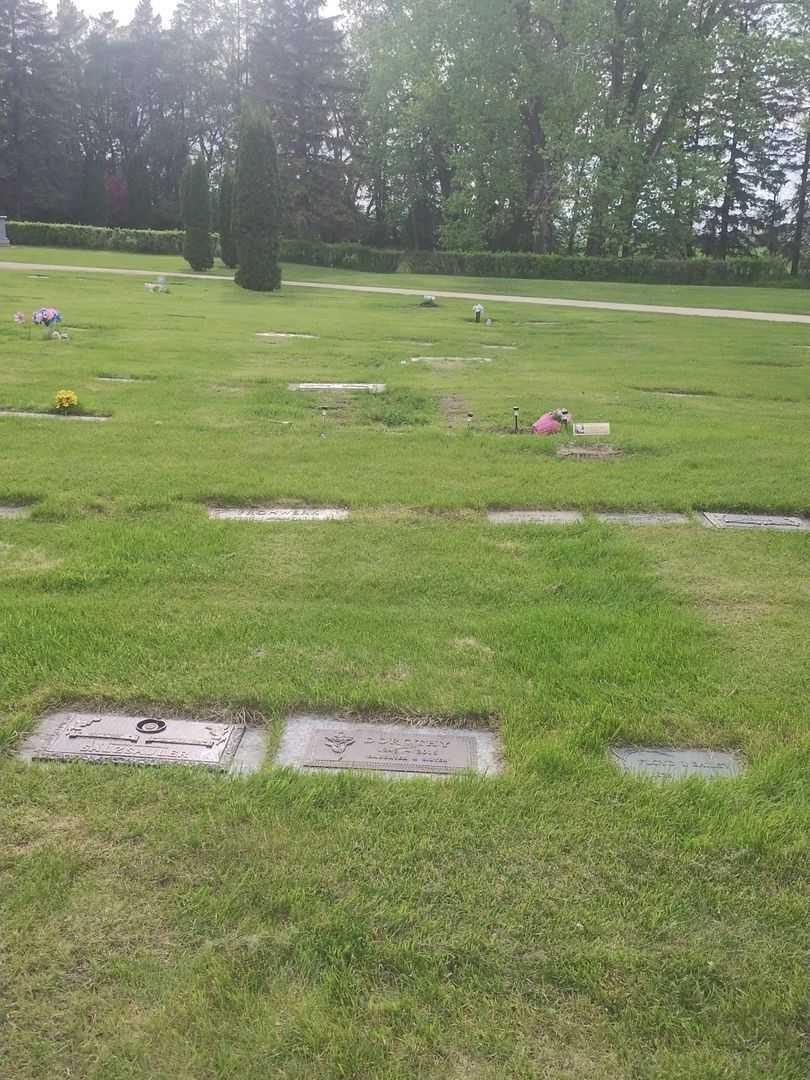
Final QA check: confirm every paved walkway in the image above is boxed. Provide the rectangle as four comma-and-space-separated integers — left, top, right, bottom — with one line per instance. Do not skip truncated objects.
3, 259, 810, 325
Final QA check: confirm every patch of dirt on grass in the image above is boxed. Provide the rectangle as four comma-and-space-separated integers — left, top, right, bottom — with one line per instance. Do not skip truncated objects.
557, 444, 623, 459
209, 383, 245, 395
440, 394, 472, 428
382, 661, 412, 683
0, 542, 61, 575
451, 637, 494, 659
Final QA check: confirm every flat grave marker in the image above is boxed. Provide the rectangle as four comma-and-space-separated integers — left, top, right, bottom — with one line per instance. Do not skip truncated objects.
488, 510, 583, 525
18, 711, 265, 774
0, 505, 32, 519
700, 512, 808, 532
276, 715, 501, 779
610, 746, 743, 781
596, 512, 690, 526
208, 506, 349, 522
257, 331, 319, 340
289, 382, 386, 393
409, 356, 491, 364
0, 410, 108, 422
573, 422, 611, 436
96, 376, 138, 383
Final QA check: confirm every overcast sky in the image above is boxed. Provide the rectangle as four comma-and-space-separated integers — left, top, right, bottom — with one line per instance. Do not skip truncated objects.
58, 0, 342, 26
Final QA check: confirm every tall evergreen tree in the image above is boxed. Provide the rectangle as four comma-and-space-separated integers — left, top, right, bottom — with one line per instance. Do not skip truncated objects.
218, 167, 238, 266
234, 109, 281, 291
249, 0, 356, 240
181, 156, 213, 270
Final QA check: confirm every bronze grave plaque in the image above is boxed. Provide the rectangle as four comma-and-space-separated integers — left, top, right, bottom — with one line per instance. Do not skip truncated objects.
303, 726, 478, 776
701, 512, 807, 532
610, 746, 743, 781
30, 712, 245, 770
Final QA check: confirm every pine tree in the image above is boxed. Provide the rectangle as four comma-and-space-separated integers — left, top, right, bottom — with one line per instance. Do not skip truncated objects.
219, 168, 238, 267
234, 111, 281, 291
181, 156, 213, 271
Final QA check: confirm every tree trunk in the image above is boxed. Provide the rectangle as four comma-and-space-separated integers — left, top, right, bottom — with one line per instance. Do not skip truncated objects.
791, 124, 810, 277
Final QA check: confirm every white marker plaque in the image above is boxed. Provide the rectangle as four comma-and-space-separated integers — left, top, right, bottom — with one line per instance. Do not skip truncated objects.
573, 422, 610, 436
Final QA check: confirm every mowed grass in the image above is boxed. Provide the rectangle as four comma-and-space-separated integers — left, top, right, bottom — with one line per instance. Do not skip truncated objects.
1, 260, 809, 1079
4, 241, 810, 314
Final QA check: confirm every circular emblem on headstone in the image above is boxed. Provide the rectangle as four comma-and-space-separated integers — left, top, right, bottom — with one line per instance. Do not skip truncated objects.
136, 719, 167, 734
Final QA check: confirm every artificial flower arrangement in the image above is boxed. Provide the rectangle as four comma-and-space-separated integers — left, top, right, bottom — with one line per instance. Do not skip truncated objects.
16, 308, 69, 340
53, 389, 79, 414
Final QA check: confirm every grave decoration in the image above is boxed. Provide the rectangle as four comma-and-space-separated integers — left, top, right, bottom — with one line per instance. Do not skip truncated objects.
420, 294, 438, 307
144, 276, 169, 294
53, 389, 79, 415
473, 303, 484, 323
32, 307, 67, 340
532, 408, 570, 435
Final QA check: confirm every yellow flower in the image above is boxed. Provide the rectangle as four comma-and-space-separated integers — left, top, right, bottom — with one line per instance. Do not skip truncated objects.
53, 389, 79, 413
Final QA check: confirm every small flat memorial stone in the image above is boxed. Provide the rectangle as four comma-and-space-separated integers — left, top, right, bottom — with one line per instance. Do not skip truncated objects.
18, 711, 264, 773
0, 505, 32, 519
257, 331, 319, 339
596, 512, 690, 526
573, 422, 610, 436
208, 506, 349, 522
276, 715, 501, 779
289, 382, 386, 393
488, 510, 582, 525
409, 356, 491, 363
0, 410, 108, 422
611, 746, 743, 781
700, 512, 807, 532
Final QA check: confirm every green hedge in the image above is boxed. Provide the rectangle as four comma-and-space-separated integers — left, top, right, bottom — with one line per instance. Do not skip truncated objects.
7, 220, 806, 287
279, 239, 401, 273
7, 220, 187, 254
399, 249, 800, 287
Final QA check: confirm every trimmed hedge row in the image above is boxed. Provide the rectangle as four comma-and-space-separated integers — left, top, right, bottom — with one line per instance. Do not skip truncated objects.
279, 238, 401, 273
399, 249, 800, 286
7, 220, 806, 287
7, 220, 186, 254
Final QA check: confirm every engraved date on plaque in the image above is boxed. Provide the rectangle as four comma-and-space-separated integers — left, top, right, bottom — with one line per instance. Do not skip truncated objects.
304, 727, 478, 775
35, 712, 244, 769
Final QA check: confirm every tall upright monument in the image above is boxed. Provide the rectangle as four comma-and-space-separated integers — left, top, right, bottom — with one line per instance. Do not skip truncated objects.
0, 216, 10, 247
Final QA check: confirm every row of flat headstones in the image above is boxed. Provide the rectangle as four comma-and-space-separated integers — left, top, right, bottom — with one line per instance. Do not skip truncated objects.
209, 508, 809, 530
2, 506, 807, 530
18, 710, 744, 782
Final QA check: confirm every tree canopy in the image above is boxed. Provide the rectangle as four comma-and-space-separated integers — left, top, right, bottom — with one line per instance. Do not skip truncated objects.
0, 0, 808, 268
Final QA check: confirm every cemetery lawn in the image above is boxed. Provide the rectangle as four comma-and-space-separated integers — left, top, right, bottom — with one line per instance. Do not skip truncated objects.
3, 241, 810, 315
1, 263, 809, 1079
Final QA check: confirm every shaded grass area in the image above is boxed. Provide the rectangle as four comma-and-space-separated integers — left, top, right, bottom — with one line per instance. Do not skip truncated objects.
1, 265, 809, 1078
3, 243, 810, 314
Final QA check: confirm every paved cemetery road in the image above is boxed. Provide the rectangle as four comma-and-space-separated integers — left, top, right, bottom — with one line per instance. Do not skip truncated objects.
3, 259, 810, 325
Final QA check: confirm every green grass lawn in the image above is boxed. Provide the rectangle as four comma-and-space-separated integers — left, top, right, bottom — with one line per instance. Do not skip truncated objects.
1, 260, 809, 1079
3, 241, 810, 314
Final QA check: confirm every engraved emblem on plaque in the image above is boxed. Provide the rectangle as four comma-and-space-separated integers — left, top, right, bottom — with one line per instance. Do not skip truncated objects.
324, 733, 356, 757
